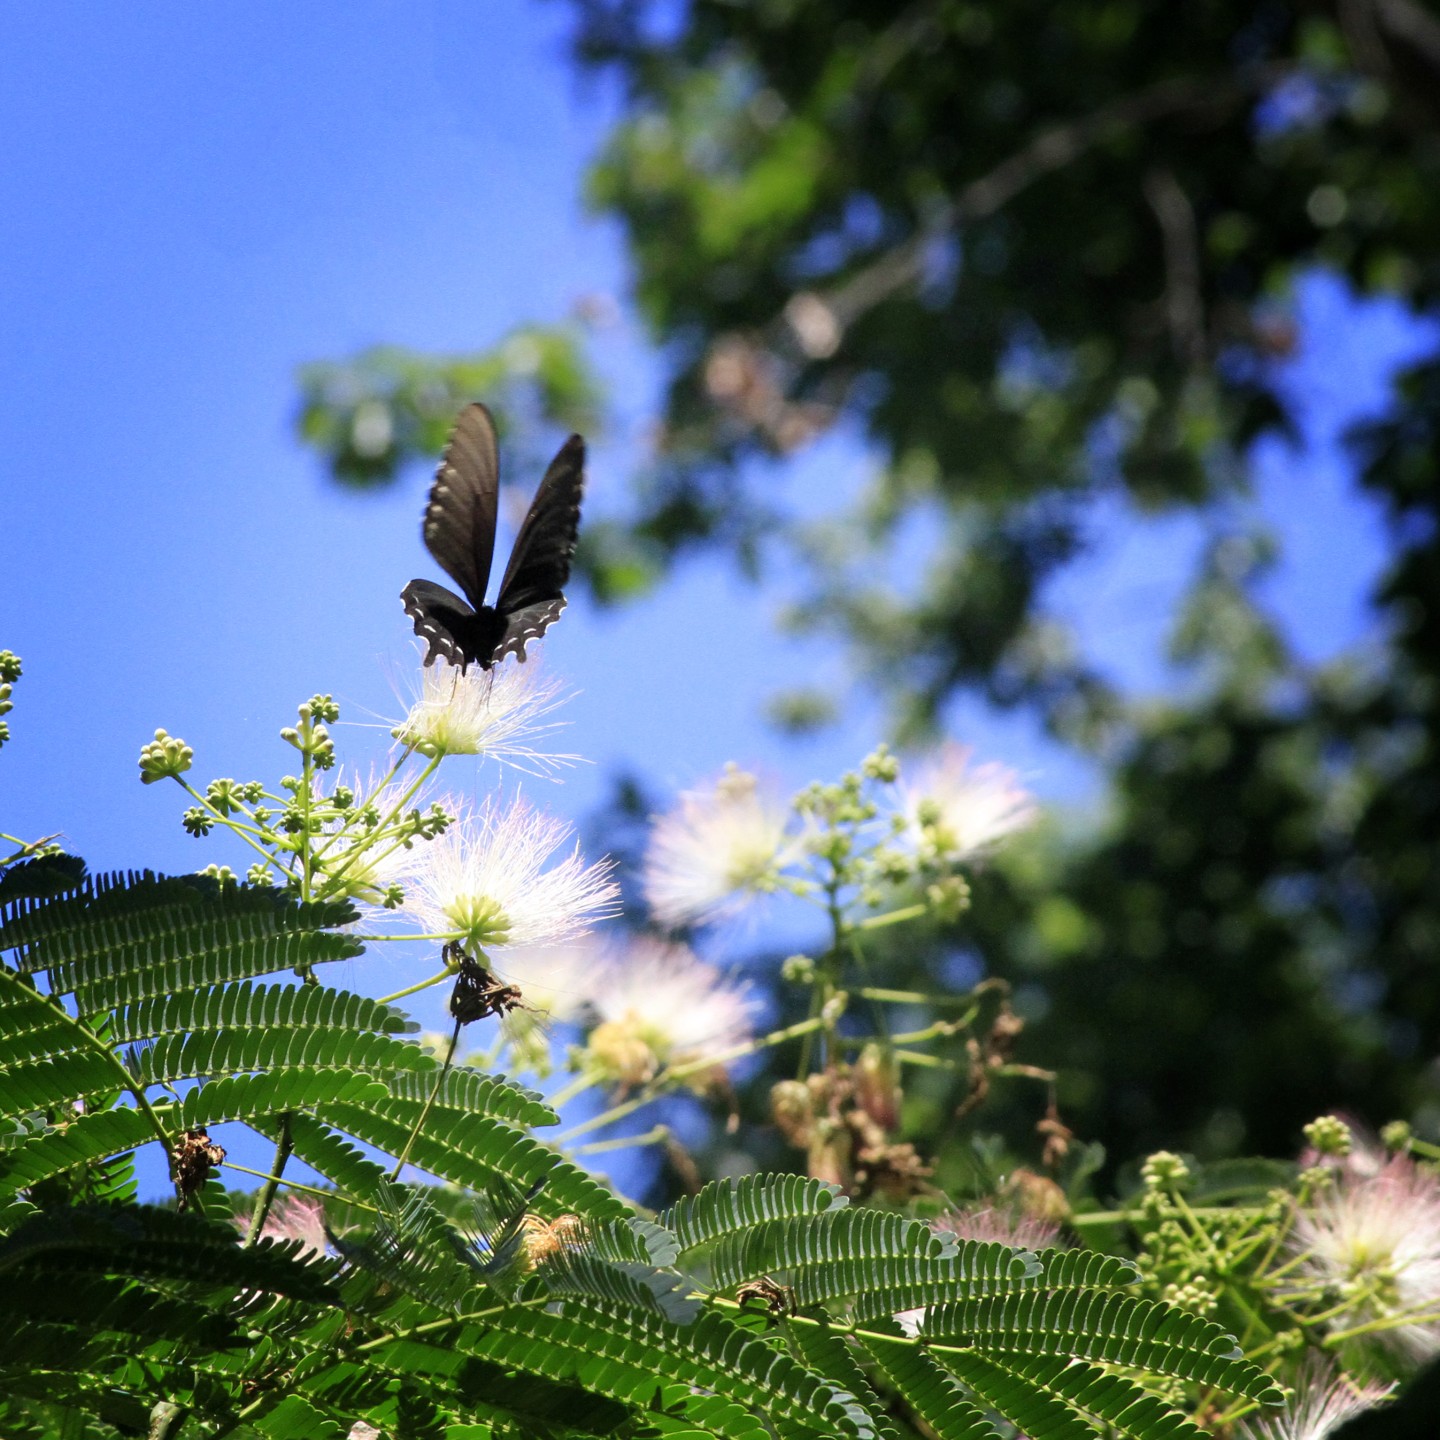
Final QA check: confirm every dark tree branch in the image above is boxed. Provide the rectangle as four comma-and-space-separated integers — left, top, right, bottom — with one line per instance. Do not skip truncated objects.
1144, 167, 1207, 368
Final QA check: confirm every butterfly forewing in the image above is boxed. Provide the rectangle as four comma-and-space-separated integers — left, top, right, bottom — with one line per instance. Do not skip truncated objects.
495, 435, 585, 612
420, 403, 501, 610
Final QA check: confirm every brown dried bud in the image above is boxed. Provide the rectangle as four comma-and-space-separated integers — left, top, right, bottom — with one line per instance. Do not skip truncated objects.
1004, 1167, 1070, 1226
854, 1043, 901, 1132
770, 1079, 815, 1147
172, 1128, 226, 1211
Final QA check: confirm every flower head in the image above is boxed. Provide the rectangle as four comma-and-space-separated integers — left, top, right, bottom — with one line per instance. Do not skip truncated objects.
897, 744, 1036, 863
397, 795, 618, 954
392, 654, 576, 773
1288, 1154, 1440, 1361
240, 1194, 331, 1260
643, 765, 793, 929
321, 769, 447, 907
932, 1206, 1062, 1252
1244, 1361, 1392, 1440
583, 936, 755, 1087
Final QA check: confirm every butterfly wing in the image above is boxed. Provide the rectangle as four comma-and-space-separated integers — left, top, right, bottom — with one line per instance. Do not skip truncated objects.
400, 577, 487, 670
419, 403, 501, 610
490, 434, 585, 664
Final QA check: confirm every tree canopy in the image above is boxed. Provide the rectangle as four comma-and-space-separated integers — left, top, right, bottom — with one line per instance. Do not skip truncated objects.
299, 0, 1440, 1164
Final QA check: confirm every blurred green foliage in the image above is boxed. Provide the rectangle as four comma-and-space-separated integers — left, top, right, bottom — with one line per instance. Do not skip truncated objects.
298, 2, 1440, 1174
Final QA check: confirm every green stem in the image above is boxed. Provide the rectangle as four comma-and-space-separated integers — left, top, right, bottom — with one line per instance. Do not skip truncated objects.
856, 903, 928, 930
377, 968, 454, 1006
316, 752, 441, 896
348, 1296, 548, 1359
546, 1068, 603, 1110
389, 1020, 461, 1181
244, 1114, 294, 1247
570, 1125, 672, 1158
1328, 1302, 1440, 1345
855, 986, 983, 1008
175, 777, 286, 871
222, 1162, 379, 1215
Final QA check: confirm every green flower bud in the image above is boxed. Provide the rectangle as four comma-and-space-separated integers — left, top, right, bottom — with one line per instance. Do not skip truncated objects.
0, 651, 21, 683
139, 729, 194, 784
861, 745, 900, 783
925, 874, 971, 922
306, 694, 340, 723
246, 862, 276, 886
1381, 1120, 1413, 1151
280, 727, 300, 747
1303, 1114, 1353, 1158
1141, 1151, 1190, 1192
200, 864, 237, 885
780, 953, 816, 984
206, 779, 245, 815
182, 807, 214, 837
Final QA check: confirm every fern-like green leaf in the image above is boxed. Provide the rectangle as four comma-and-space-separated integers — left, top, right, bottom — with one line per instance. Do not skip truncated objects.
319, 1094, 624, 1220
130, 1023, 427, 1088
111, 979, 417, 1044
252, 1112, 392, 1202
922, 1291, 1285, 1405
1031, 1247, 1142, 1291
0, 1109, 157, 1196
697, 1208, 1039, 1321
415, 1300, 882, 1439
177, 1067, 391, 1130
0, 1203, 341, 1302
535, 1249, 700, 1324
249, 1393, 348, 1439
858, 1332, 1000, 1440
663, 1175, 848, 1257
996, 1353, 1209, 1440
0, 871, 361, 1010
374, 1066, 559, 1130
937, 1348, 1094, 1440
787, 1319, 905, 1440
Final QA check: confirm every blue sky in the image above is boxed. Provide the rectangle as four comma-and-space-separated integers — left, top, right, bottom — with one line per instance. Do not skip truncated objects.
0, 6, 1432, 1196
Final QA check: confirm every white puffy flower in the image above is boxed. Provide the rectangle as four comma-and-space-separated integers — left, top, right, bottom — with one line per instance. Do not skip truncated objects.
392, 654, 577, 774
643, 765, 794, 929
1288, 1154, 1440, 1361
316, 769, 446, 907
243, 1194, 331, 1260
1244, 1362, 1392, 1440
583, 936, 755, 1086
896, 744, 1036, 863
397, 795, 618, 954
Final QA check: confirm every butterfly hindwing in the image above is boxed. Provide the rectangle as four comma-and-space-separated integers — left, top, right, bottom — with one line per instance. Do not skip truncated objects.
419, 403, 501, 611
400, 578, 486, 670
492, 597, 567, 665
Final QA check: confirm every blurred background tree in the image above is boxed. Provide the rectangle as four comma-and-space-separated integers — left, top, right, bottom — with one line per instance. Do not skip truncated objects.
298, 1, 1440, 1173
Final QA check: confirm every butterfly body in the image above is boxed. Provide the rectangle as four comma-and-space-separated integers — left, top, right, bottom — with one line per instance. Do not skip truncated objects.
402, 403, 584, 671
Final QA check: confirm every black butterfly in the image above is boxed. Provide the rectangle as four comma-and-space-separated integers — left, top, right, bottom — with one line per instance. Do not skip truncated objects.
401, 403, 584, 671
